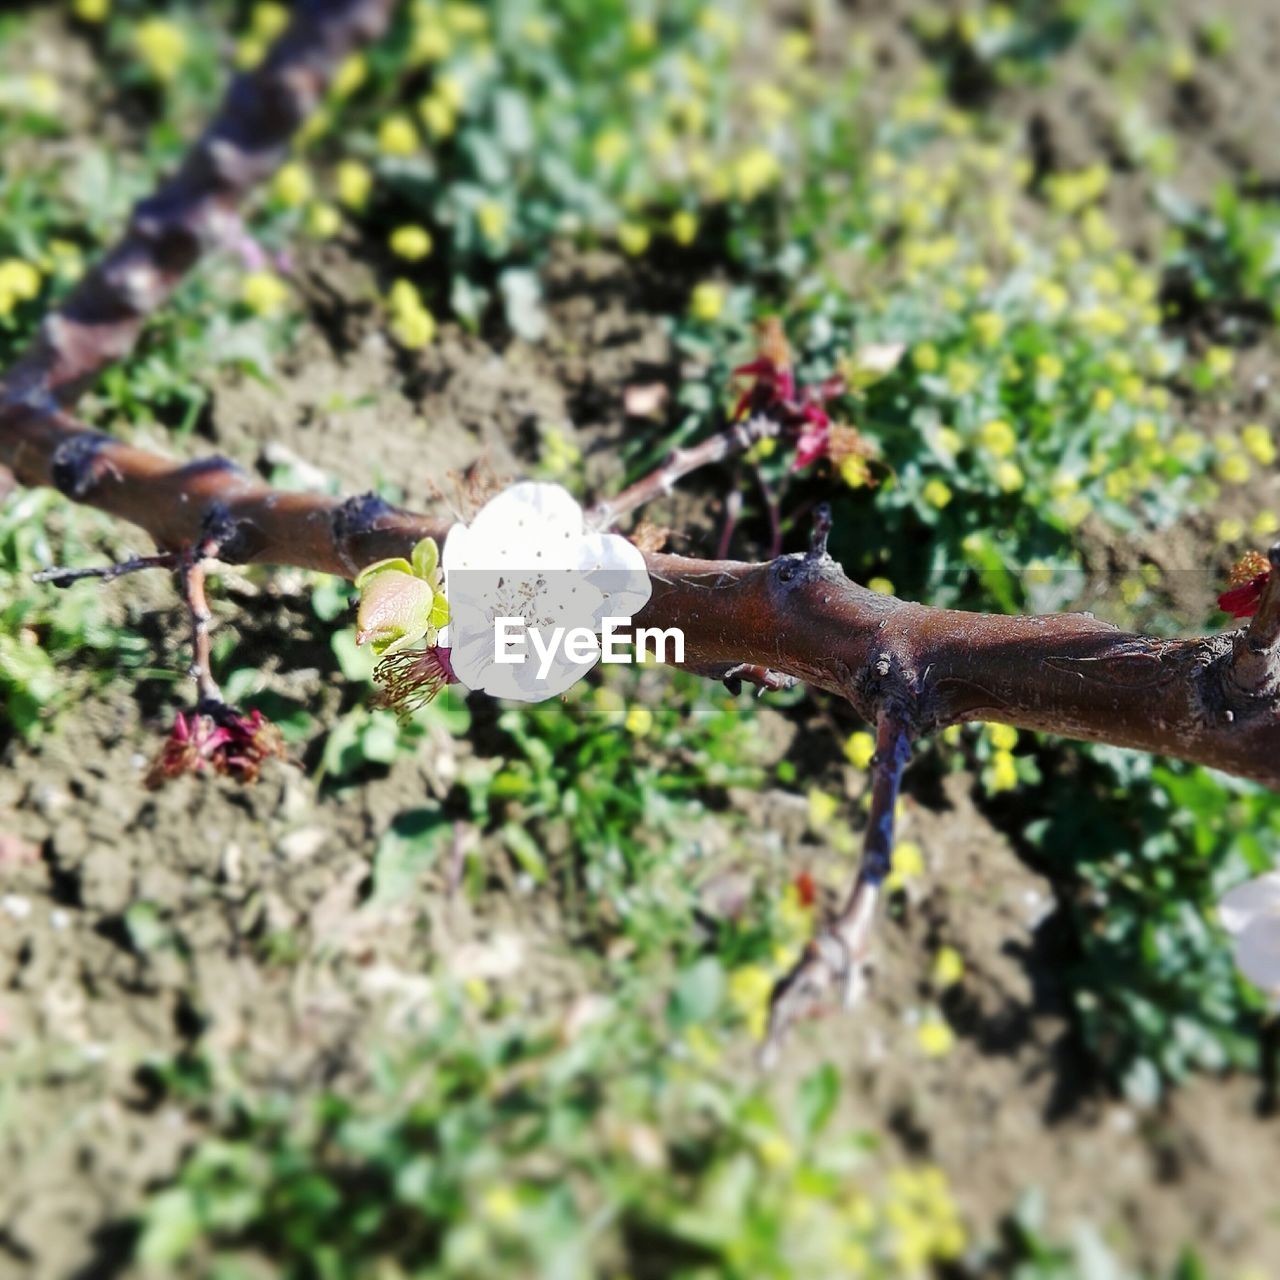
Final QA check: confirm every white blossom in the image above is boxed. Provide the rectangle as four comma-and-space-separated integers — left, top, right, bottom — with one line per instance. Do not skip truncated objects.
1217, 871, 1280, 1003
441, 482, 651, 702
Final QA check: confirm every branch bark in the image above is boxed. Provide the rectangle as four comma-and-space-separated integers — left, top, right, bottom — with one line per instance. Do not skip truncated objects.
1, 0, 1277, 793
3, 0, 396, 410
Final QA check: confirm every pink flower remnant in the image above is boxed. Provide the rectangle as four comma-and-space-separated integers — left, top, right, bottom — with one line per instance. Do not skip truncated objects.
146, 708, 289, 789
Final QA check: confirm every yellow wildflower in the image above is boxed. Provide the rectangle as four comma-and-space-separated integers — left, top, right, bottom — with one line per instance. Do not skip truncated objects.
418, 93, 456, 138
378, 114, 418, 156
134, 18, 188, 81
240, 271, 289, 316
987, 749, 1018, 792
72, 0, 110, 20
476, 200, 508, 244
593, 128, 629, 168
251, 2, 289, 39
617, 222, 650, 256
670, 210, 698, 246
689, 282, 724, 323
970, 310, 1004, 347
913, 342, 940, 373
390, 225, 433, 260
627, 17, 656, 50
0, 259, 41, 316
844, 731, 875, 770
389, 305, 436, 350
1217, 454, 1251, 486
1034, 356, 1064, 388
480, 1184, 520, 1225
932, 946, 965, 988
410, 23, 452, 65
922, 478, 952, 509
335, 159, 372, 211
729, 965, 774, 1041
733, 146, 781, 201
332, 53, 367, 99
995, 462, 1024, 493
808, 788, 838, 829
916, 1015, 955, 1058
305, 203, 341, 239
272, 161, 312, 209
1241, 424, 1276, 466
944, 358, 979, 396
887, 840, 925, 892
624, 705, 653, 737
978, 418, 1016, 457
442, 3, 487, 36
840, 455, 872, 488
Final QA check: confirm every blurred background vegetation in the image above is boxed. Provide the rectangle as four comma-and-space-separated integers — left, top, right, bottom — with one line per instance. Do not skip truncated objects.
1, 1, 1279, 1277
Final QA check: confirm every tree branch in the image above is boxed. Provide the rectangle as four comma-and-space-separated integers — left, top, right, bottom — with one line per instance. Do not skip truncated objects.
1, 0, 397, 411
0, 0, 1277, 795
588, 413, 778, 530
761, 711, 912, 1065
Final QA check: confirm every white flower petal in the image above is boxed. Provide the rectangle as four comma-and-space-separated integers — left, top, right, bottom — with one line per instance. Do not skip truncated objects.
441, 521, 473, 572
1217, 872, 1280, 936
1233, 914, 1280, 994
463, 482, 583, 556
437, 481, 653, 701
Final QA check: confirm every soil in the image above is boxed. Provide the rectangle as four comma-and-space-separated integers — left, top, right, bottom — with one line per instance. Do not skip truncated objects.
3, 4, 1280, 1279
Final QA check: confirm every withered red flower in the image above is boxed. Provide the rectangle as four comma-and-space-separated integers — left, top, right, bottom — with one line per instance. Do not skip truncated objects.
731, 318, 847, 472
146, 707, 288, 789
372, 645, 458, 719
793, 869, 818, 909
1218, 550, 1272, 620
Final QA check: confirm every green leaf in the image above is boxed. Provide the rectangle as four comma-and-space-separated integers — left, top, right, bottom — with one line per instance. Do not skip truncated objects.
136, 1187, 202, 1267
668, 958, 725, 1031
410, 536, 439, 582
372, 807, 450, 903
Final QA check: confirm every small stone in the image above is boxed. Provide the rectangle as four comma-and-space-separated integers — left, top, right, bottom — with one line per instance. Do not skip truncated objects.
276, 826, 328, 861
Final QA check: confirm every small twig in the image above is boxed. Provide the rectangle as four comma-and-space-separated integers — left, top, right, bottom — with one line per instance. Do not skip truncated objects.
760, 711, 912, 1067
716, 484, 743, 560
179, 553, 221, 705
589, 414, 779, 530
808, 502, 832, 560
33, 551, 179, 587
756, 464, 783, 560
1246, 545, 1280, 651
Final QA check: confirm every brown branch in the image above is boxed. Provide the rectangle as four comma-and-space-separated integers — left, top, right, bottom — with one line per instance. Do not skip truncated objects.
0, 0, 1277, 796
588, 413, 778, 530
1, 0, 397, 411
180, 553, 221, 705
33, 551, 179, 587
761, 711, 911, 1065
3, 408, 1279, 787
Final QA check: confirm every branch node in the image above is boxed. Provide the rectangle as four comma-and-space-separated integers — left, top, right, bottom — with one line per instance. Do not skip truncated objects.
721, 662, 798, 697
50, 432, 114, 499
332, 491, 400, 573
807, 503, 833, 560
